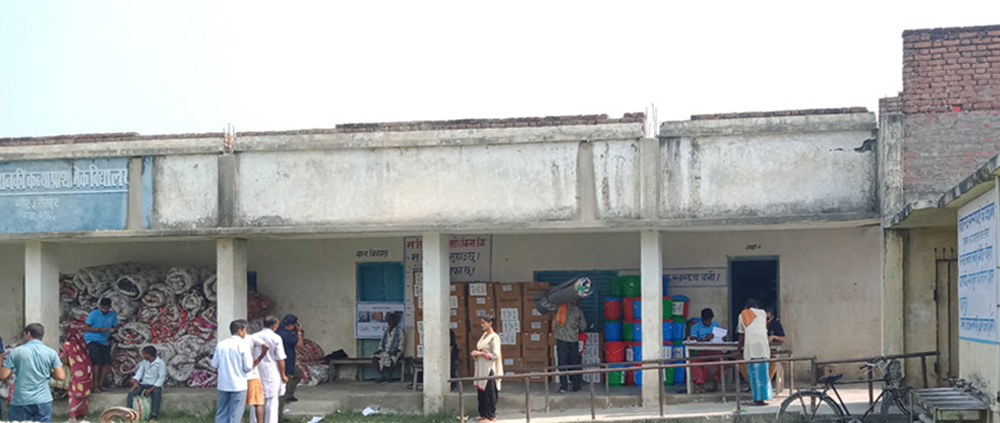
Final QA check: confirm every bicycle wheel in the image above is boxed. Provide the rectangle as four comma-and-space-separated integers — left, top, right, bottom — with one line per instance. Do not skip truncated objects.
881, 389, 911, 421
777, 391, 846, 423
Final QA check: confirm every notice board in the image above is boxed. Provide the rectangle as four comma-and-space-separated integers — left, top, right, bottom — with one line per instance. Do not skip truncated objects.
958, 185, 999, 344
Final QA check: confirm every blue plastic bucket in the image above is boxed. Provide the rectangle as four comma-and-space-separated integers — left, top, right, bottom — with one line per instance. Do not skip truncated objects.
672, 343, 686, 384
632, 323, 642, 342
632, 344, 643, 361
632, 300, 642, 320
673, 321, 686, 342
605, 321, 623, 342
662, 321, 671, 341
634, 365, 643, 386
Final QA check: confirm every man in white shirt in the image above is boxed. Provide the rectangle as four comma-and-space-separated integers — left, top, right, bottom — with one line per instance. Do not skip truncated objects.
128, 346, 167, 420
737, 299, 772, 405
212, 320, 266, 423
250, 316, 288, 423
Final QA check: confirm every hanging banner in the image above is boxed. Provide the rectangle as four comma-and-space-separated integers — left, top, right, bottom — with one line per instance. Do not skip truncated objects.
356, 302, 405, 339
957, 186, 998, 344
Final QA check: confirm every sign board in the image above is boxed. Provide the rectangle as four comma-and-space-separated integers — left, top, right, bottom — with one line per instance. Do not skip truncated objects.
957, 186, 999, 344
403, 235, 492, 327
0, 157, 142, 233
620, 267, 727, 288
355, 302, 405, 339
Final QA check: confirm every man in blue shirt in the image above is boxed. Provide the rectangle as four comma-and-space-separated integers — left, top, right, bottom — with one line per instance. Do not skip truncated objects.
276, 314, 304, 418
0, 323, 66, 422
688, 308, 722, 394
128, 346, 167, 420
83, 298, 118, 392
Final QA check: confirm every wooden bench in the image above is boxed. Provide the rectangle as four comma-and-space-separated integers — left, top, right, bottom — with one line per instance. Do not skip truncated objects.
327, 357, 413, 383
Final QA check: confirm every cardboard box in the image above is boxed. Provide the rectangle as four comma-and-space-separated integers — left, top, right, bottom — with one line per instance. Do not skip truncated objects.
525, 319, 551, 332
501, 343, 522, 361
520, 357, 550, 381
468, 282, 493, 297
416, 293, 465, 312
494, 282, 523, 299
502, 357, 521, 372
468, 295, 496, 321
521, 332, 550, 361
496, 295, 521, 311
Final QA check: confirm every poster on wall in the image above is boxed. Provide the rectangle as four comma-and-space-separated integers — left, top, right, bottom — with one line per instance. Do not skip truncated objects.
403, 235, 492, 328
957, 185, 999, 344
356, 302, 405, 339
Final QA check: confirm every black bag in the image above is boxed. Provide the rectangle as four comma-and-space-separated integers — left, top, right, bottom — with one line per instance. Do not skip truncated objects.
325, 349, 348, 360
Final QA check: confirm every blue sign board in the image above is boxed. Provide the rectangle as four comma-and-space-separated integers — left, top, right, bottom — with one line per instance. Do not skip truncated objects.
0, 157, 134, 233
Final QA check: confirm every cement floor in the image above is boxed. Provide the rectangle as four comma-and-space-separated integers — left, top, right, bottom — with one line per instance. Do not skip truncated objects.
55, 382, 889, 422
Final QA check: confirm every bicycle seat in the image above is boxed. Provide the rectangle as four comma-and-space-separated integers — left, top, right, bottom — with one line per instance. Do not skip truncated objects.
819, 374, 843, 384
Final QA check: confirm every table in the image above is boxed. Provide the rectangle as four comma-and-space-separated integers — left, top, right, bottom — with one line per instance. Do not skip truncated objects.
682, 342, 786, 395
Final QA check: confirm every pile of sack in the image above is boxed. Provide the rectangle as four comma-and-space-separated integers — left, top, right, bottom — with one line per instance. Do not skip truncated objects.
59, 262, 269, 388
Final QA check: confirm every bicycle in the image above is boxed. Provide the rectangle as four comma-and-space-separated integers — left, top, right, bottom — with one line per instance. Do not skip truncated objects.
775, 357, 910, 423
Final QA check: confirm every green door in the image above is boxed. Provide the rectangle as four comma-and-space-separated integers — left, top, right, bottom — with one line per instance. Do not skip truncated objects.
357, 262, 405, 380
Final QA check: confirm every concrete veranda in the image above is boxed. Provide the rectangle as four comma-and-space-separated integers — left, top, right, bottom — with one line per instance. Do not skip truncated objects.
51, 381, 888, 422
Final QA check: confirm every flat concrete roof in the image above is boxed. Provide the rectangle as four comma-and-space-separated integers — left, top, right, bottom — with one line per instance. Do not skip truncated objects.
888, 153, 1000, 228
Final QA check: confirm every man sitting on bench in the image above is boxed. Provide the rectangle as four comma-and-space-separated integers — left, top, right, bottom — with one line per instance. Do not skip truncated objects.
371, 313, 404, 383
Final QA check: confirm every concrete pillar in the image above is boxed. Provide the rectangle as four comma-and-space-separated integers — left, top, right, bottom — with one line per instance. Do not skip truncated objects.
421, 232, 450, 413
881, 228, 905, 356
640, 229, 663, 407
24, 241, 59, 349
216, 238, 248, 341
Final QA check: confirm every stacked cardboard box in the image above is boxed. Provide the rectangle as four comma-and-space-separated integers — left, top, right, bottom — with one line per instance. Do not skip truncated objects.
495, 282, 523, 364
466, 282, 495, 375
414, 283, 469, 377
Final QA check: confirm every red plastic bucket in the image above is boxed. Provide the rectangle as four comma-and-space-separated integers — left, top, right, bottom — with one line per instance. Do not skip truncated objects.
604, 298, 623, 320
605, 341, 625, 362
622, 297, 635, 319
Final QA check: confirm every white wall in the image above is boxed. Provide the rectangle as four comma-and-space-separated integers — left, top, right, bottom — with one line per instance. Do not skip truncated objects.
236, 143, 581, 226
0, 243, 24, 343
663, 228, 883, 379
152, 155, 219, 229
494, 227, 882, 378
660, 113, 878, 221
0, 226, 881, 380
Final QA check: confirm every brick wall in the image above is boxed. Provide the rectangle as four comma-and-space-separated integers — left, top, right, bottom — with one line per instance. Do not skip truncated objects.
0, 113, 645, 147
690, 107, 867, 121
879, 95, 903, 115
241, 113, 645, 136
902, 25, 1000, 114
0, 132, 223, 147
900, 25, 1000, 205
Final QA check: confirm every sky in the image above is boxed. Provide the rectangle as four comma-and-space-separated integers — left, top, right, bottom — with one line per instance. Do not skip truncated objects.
1, 1, 999, 138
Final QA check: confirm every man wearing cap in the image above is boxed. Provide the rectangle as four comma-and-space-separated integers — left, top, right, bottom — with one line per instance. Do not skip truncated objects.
276, 315, 304, 420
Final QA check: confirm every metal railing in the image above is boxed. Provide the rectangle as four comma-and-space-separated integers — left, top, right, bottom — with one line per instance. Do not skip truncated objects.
450, 355, 816, 423
812, 351, 940, 406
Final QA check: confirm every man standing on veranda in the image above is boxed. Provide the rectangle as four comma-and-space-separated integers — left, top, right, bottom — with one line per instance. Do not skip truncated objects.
250, 316, 287, 423
212, 319, 260, 423
0, 324, 66, 422
738, 299, 772, 406
83, 298, 118, 392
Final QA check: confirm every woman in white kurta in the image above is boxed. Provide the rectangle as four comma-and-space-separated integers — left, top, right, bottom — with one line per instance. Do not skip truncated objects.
472, 315, 503, 422
738, 299, 772, 405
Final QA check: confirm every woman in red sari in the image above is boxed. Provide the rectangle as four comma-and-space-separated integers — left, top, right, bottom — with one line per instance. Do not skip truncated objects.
62, 326, 93, 421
